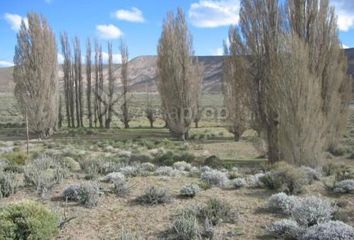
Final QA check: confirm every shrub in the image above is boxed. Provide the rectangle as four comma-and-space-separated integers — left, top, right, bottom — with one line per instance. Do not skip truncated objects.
62, 157, 81, 172
79, 158, 104, 178
136, 186, 172, 205
335, 166, 354, 181
200, 170, 229, 188
153, 151, 185, 166
140, 162, 156, 172
203, 155, 221, 169
112, 179, 130, 197
180, 184, 200, 198
77, 182, 100, 208
173, 161, 192, 171
0, 172, 19, 198
2, 150, 27, 165
100, 172, 126, 183
231, 177, 247, 189
260, 162, 307, 194
62, 184, 81, 201
329, 145, 350, 157
0, 201, 59, 240
155, 166, 179, 177
24, 156, 68, 195
171, 209, 200, 240
301, 221, 354, 240
333, 180, 354, 194
197, 199, 236, 226
119, 166, 141, 177
291, 196, 334, 227
247, 173, 265, 188
266, 219, 303, 240
267, 192, 298, 215
129, 153, 153, 163
300, 166, 321, 184
119, 230, 142, 240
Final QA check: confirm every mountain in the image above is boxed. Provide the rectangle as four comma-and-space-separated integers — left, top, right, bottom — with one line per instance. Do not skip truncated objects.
1, 49, 354, 94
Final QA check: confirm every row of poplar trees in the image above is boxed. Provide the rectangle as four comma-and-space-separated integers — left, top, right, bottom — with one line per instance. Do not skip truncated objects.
59, 34, 130, 129
13, 12, 132, 138
222, 0, 352, 167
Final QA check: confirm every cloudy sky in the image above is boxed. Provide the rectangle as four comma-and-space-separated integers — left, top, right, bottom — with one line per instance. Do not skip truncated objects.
0, 0, 354, 67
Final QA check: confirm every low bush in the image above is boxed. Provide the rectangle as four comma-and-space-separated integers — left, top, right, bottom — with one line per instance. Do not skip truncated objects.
291, 196, 334, 227
100, 172, 126, 183
260, 162, 307, 195
62, 184, 81, 201
154, 151, 194, 166
173, 161, 192, 171
119, 230, 142, 240
0, 172, 19, 198
329, 145, 350, 157
2, 150, 27, 165
112, 179, 130, 197
136, 186, 172, 205
170, 209, 200, 240
267, 192, 298, 215
301, 221, 354, 240
197, 199, 236, 226
155, 166, 179, 177
119, 166, 141, 177
140, 162, 156, 172
231, 177, 247, 189
203, 155, 222, 169
333, 179, 354, 194
300, 166, 321, 184
77, 182, 100, 208
266, 219, 303, 240
180, 184, 200, 198
200, 170, 229, 188
24, 156, 68, 196
0, 201, 59, 240
61, 157, 81, 172
247, 173, 265, 188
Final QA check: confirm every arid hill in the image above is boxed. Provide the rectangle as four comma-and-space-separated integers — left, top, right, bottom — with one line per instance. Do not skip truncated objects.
1, 49, 353, 94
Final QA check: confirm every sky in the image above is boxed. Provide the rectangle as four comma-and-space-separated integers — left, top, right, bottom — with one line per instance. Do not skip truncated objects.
0, 0, 354, 67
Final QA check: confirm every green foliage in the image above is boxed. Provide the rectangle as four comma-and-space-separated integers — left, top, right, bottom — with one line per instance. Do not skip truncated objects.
136, 186, 172, 205
0, 201, 59, 240
154, 151, 194, 166
2, 151, 27, 165
203, 155, 221, 169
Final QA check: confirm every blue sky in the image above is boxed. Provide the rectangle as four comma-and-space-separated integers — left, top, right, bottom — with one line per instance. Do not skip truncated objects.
0, 0, 354, 67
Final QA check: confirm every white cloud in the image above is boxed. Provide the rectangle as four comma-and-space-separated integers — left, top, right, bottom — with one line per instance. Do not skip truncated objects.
0, 60, 14, 67
57, 53, 64, 64
213, 47, 224, 56
331, 0, 354, 31
102, 52, 122, 64
96, 24, 123, 39
342, 44, 350, 49
4, 13, 28, 31
189, 0, 240, 28
114, 7, 145, 23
